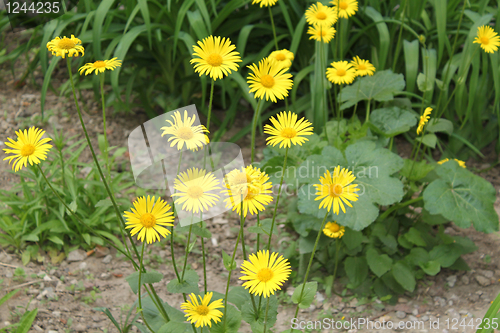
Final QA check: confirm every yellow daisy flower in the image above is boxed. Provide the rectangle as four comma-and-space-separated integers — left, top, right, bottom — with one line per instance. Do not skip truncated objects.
323, 222, 345, 238
326, 60, 357, 85
160, 110, 209, 151
314, 166, 360, 214
123, 196, 174, 244
222, 166, 273, 217
269, 49, 295, 69
473, 25, 500, 54
46, 35, 84, 58
437, 158, 466, 168
351, 56, 375, 77
307, 25, 336, 43
331, 0, 358, 19
181, 292, 224, 328
264, 111, 314, 148
3, 127, 52, 172
190, 35, 242, 80
78, 58, 122, 76
416, 107, 433, 135
247, 58, 293, 103
239, 250, 291, 298
252, 0, 278, 7
305, 2, 338, 27
172, 168, 220, 214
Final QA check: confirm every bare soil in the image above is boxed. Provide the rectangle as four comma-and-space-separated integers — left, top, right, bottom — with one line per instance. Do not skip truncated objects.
1, 33, 500, 333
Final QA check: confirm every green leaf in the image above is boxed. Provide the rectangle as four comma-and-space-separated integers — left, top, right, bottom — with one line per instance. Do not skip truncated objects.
417, 72, 432, 92
210, 304, 241, 333
292, 282, 317, 308
166, 270, 199, 294
404, 227, 427, 247
227, 286, 251, 311
142, 295, 186, 331
158, 322, 191, 333
241, 295, 278, 329
419, 261, 441, 276
366, 248, 393, 277
0, 289, 19, 307
94, 307, 122, 332
21, 251, 31, 266
340, 70, 406, 109
400, 159, 435, 181
342, 229, 366, 251
426, 118, 454, 135
48, 235, 64, 246
126, 270, 164, 294
95, 199, 113, 208
370, 107, 418, 137
222, 250, 236, 271
415, 133, 437, 148
344, 257, 368, 288
16, 308, 38, 333
405, 247, 429, 266
423, 161, 499, 233
392, 262, 416, 292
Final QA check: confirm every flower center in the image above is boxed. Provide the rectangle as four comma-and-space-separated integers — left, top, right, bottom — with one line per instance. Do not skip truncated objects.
336, 69, 346, 76
329, 184, 343, 197
358, 64, 366, 70
316, 11, 327, 20
280, 127, 297, 139
207, 53, 223, 67
187, 185, 204, 199
233, 172, 252, 185
20, 144, 35, 157
481, 36, 490, 45
195, 305, 209, 316
57, 37, 76, 50
93, 61, 107, 68
245, 186, 260, 200
339, 1, 348, 9
140, 213, 156, 228
260, 74, 275, 88
257, 268, 274, 282
275, 53, 286, 61
177, 127, 194, 140
329, 223, 340, 232
321, 30, 327, 36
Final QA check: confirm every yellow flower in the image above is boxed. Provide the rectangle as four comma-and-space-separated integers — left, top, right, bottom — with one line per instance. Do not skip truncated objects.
247, 58, 293, 103
351, 56, 375, 77
190, 35, 242, 80
305, 2, 338, 27
323, 222, 345, 238
78, 58, 122, 75
181, 292, 224, 328
3, 127, 52, 172
161, 110, 209, 151
264, 111, 314, 148
46, 35, 84, 58
172, 168, 220, 214
239, 250, 291, 298
473, 25, 500, 54
307, 25, 336, 43
252, 0, 278, 7
326, 60, 356, 85
437, 158, 466, 168
222, 166, 273, 217
331, 0, 358, 18
269, 49, 294, 69
123, 196, 174, 244
314, 166, 359, 214
416, 107, 432, 135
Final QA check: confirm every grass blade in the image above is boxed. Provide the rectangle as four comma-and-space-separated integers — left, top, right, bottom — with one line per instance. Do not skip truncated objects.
403, 39, 419, 93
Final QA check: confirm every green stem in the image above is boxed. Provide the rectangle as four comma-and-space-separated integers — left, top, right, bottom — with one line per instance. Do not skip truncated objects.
251, 99, 263, 164
207, 79, 215, 132
266, 147, 289, 251
59, 149, 66, 189
36, 164, 139, 269
365, 99, 371, 123
138, 243, 156, 332
392, 0, 408, 72
319, 27, 329, 143
256, 212, 261, 253
262, 295, 271, 333
99, 74, 110, 181
389, 137, 394, 151
201, 234, 207, 294
352, 81, 361, 120
239, 213, 258, 315
291, 211, 329, 332
170, 151, 183, 283
268, 6, 279, 50
181, 221, 194, 280
223, 220, 243, 329
378, 196, 423, 221
66, 57, 136, 264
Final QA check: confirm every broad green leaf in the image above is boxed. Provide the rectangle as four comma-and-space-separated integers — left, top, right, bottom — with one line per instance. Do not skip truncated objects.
419, 261, 441, 276
142, 296, 186, 332
404, 227, 427, 247
0, 289, 19, 307
405, 247, 429, 266
296, 146, 346, 185
210, 304, 241, 333
392, 262, 416, 292
241, 295, 278, 329
166, 270, 199, 294
126, 270, 164, 294
342, 229, 366, 251
222, 250, 236, 271
416, 133, 437, 148
344, 257, 368, 288
400, 159, 435, 181
426, 118, 454, 135
292, 282, 317, 308
158, 322, 191, 333
370, 107, 418, 137
95, 199, 113, 208
423, 161, 499, 233
340, 70, 406, 109
16, 308, 38, 333
366, 248, 393, 277
227, 286, 251, 311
